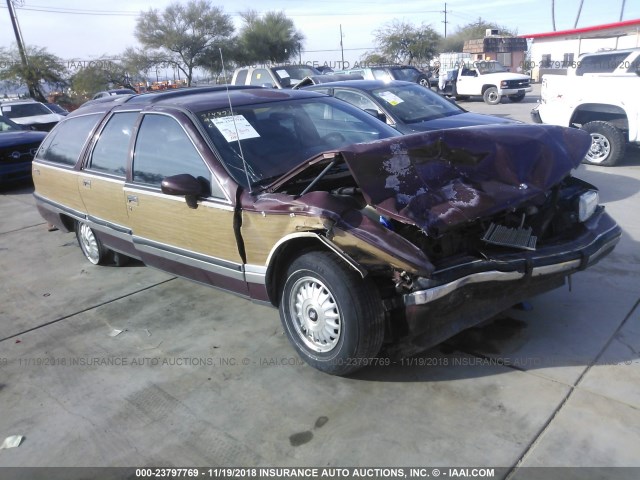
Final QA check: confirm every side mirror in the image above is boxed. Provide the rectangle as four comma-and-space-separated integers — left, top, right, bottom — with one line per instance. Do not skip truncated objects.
364, 108, 388, 123
161, 174, 202, 209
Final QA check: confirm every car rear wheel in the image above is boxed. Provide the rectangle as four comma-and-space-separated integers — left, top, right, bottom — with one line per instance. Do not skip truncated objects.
279, 250, 385, 375
508, 93, 525, 102
483, 87, 501, 105
418, 76, 429, 87
582, 121, 626, 166
76, 221, 107, 265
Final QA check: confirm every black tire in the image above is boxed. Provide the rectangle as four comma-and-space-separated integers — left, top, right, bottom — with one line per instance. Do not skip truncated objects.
582, 121, 626, 166
455, 95, 470, 101
508, 93, 525, 102
483, 86, 501, 105
279, 250, 385, 376
76, 221, 107, 265
417, 75, 429, 87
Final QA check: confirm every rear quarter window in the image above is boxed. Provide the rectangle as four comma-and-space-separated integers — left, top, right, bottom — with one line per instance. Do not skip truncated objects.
35, 114, 102, 166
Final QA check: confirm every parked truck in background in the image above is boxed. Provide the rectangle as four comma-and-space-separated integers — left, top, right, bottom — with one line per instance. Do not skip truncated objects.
437, 54, 532, 105
532, 48, 640, 166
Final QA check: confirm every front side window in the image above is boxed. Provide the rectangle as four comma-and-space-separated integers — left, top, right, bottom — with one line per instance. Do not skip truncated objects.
334, 89, 380, 112
250, 69, 272, 86
132, 114, 212, 195
35, 114, 102, 166
88, 112, 138, 176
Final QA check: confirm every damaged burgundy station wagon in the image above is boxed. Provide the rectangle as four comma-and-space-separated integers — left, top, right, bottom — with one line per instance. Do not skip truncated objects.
32, 87, 621, 375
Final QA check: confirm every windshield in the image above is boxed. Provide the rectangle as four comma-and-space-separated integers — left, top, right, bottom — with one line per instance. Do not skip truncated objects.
1, 102, 52, 119
371, 83, 462, 123
271, 66, 319, 84
197, 97, 398, 189
389, 67, 421, 82
475, 61, 509, 74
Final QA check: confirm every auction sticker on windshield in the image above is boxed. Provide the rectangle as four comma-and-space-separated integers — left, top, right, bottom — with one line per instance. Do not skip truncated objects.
377, 91, 404, 106
211, 115, 261, 142
276, 69, 290, 78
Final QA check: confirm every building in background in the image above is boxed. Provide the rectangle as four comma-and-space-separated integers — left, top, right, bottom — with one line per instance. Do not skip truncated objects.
522, 19, 640, 82
463, 29, 528, 72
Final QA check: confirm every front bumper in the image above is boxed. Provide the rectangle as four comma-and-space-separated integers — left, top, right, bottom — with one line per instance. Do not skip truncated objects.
390, 207, 621, 355
405, 207, 619, 307
498, 86, 532, 96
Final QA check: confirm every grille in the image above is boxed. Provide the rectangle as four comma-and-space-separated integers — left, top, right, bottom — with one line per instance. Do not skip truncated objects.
482, 223, 537, 250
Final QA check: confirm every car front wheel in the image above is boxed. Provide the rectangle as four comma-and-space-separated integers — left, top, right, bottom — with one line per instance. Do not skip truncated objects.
582, 121, 626, 166
279, 250, 385, 375
483, 86, 501, 105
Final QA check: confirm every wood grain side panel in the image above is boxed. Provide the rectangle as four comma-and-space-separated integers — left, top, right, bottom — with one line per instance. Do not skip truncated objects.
127, 190, 242, 263
241, 212, 325, 265
79, 175, 130, 227
32, 163, 86, 213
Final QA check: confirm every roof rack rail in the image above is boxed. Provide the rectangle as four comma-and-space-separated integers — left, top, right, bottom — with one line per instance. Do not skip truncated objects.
126, 85, 261, 104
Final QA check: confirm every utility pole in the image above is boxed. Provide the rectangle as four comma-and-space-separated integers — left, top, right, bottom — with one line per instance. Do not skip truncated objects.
340, 24, 344, 67
442, 3, 448, 38
619, 0, 626, 21
5, 0, 42, 100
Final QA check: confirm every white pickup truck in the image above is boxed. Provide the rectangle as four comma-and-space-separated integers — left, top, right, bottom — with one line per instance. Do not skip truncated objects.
532, 49, 640, 166
444, 60, 532, 105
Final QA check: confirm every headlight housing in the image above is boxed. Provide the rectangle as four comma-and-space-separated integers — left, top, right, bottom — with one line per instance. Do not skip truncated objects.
578, 190, 599, 222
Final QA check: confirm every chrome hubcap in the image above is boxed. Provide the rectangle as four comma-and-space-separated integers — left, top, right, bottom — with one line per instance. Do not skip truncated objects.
487, 91, 499, 102
587, 133, 610, 163
79, 223, 100, 264
289, 276, 341, 352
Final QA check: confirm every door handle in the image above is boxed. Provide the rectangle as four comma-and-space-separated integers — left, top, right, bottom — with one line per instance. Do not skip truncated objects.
127, 195, 138, 205
82, 179, 91, 188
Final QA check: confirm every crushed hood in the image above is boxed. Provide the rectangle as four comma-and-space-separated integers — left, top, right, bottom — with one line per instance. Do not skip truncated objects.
338, 124, 591, 234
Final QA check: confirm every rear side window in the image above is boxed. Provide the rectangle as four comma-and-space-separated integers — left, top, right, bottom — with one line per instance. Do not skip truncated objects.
35, 114, 101, 166
88, 112, 138, 176
576, 52, 629, 75
234, 69, 248, 85
132, 114, 212, 195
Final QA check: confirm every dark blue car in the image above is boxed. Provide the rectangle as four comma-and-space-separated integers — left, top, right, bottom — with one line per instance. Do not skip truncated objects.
303, 80, 516, 134
0, 115, 47, 186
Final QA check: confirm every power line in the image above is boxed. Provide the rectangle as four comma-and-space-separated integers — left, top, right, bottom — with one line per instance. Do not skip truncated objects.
0, 4, 443, 18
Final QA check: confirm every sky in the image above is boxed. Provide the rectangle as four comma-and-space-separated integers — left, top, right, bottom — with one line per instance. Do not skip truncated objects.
1, 0, 639, 75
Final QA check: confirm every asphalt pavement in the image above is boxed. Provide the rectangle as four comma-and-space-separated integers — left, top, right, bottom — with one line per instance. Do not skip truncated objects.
0, 85, 639, 478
